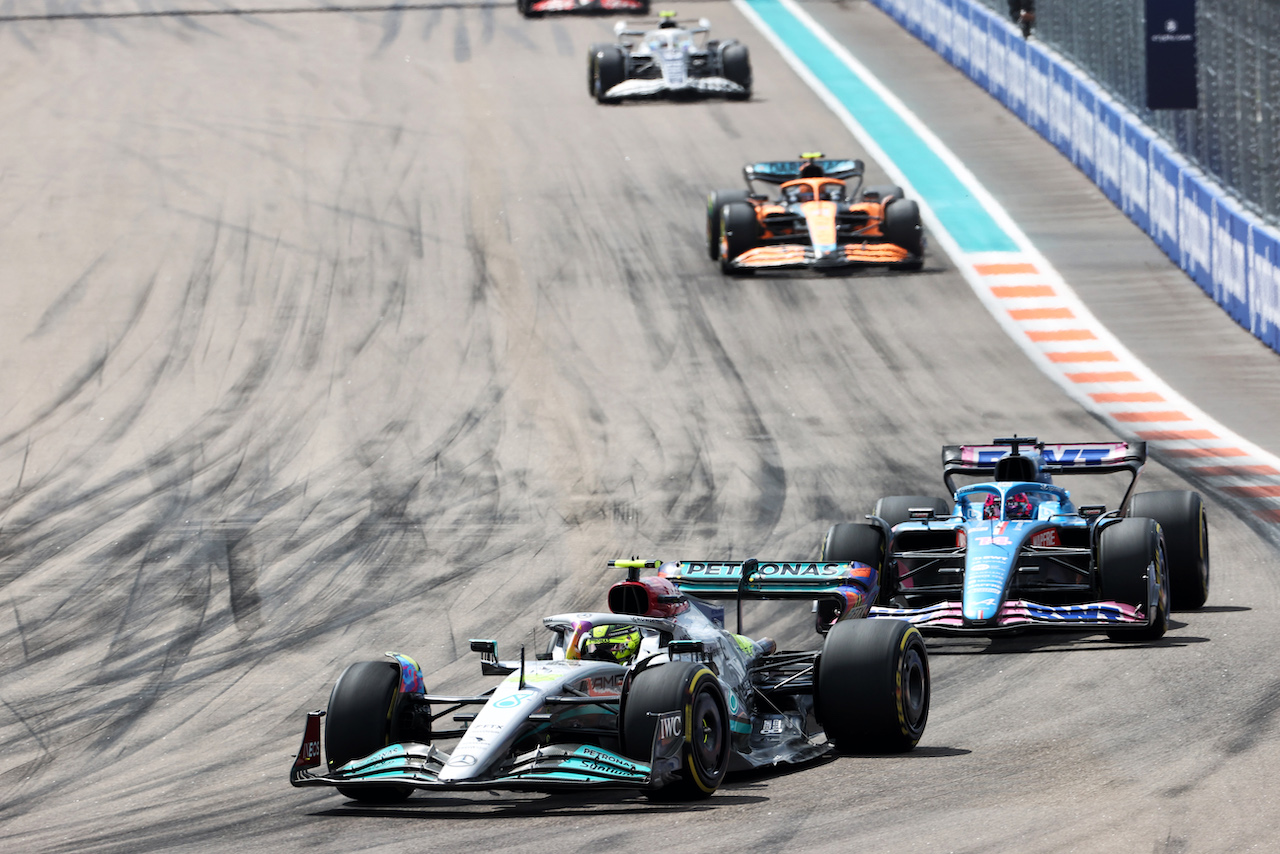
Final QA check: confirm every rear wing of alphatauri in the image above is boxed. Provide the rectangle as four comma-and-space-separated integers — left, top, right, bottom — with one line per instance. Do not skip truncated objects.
744, 159, 864, 185
941, 439, 1148, 511
656, 558, 876, 633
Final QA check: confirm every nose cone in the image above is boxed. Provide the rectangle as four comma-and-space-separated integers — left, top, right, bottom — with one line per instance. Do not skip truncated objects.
961, 523, 1018, 624
800, 201, 838, 254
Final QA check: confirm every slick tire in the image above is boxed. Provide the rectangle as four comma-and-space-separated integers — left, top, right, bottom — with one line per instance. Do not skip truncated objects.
1100, 518, 1169, 642
517, 0, 541, 18
721, 43, 752, 98
816, 619, 929, 753
325, 660, 413, 803
818, 522, 887, 618
593, 46, 626, 104
622, 662, 730, 800
706, 190, 751, 260
872, 495, 951, 529
1130, 490, 1209, 610
719, 201, 760, 274
586, 43, 612, 96
882, 198, 924, 268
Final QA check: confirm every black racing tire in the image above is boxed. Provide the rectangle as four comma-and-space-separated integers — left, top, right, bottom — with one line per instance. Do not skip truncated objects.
1099, 518, 1169, 642
592, 46, 626, 104
706, 190, 751, 260
872, 495, 951, 529
517, 0, 541, 18
816, 619, 929, 753
1130, 490, 1209, 610
818, 522, 888, 617
622, 662, 730, 799
325, 660, 413, 803
721, 43, 752, 98
586, 44, 614, 95
862, 184, 906, 203
719, 201, 760, 274
882, 198, 924, 267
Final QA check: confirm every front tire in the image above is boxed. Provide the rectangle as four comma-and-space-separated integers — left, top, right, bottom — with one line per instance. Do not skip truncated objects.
1130, 490, 1209, 610
592, 46, 626, 104
882, 198, 924, 268
622, 662, 730, 799
1100, 518, 1169, 642
325, 660, 413, 803
706, 190, 751, 259
721, 43, 752, 98
816, 619, 930, 753
719, 201, 760, 273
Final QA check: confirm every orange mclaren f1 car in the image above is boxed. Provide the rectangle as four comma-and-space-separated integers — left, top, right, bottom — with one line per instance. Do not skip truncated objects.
707, 153, 925, 274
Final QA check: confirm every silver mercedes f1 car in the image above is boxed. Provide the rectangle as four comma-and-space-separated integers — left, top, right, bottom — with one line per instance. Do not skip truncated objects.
290, 557, 929, 802
588, 12, 751, 104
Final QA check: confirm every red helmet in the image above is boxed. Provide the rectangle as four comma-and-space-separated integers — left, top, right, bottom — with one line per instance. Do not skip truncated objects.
983, 494, 1000, 520
1005, 492, 1033, 520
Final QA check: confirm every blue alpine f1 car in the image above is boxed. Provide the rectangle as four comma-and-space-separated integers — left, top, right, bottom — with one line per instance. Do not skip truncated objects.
290, 558, 929, 802
818, 437, 1210, 640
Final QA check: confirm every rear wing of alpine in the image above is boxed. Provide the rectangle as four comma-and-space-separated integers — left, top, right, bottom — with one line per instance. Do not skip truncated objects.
941, 439, 1147, 509
744, 159, 864, 185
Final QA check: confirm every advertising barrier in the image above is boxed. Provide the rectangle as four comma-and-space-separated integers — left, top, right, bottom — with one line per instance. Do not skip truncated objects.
868, 0, 1280, 359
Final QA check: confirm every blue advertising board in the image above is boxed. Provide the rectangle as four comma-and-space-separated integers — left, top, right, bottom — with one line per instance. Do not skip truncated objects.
1179, 171, 1214, 293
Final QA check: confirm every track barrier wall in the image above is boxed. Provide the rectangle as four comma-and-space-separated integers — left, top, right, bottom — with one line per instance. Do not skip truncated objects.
868, 0, 1280, 357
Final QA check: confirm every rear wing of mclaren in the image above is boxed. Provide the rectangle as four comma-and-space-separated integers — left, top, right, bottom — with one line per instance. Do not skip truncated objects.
941, 439, 1147, 510
744, 159, 864, 185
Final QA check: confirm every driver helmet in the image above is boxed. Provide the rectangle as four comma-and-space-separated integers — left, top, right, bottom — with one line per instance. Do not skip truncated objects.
983, 493, 1000, 520
1005, 492, 1033, 520
582, 624, 643, 663
658, 11, 678, 27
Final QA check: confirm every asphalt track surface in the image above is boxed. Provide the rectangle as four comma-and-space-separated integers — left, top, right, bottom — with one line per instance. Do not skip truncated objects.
1, 1, 1278, 852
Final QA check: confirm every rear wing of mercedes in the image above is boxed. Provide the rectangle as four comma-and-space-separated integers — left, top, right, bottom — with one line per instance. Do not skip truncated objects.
941, 438, 1147, 510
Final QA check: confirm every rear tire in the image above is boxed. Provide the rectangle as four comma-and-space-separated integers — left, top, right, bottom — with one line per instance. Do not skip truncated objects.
1100, 518, 1169, 642
325, 660, 413, 803
517, 0, 541, 17
872, 495, 951, 529
818, 522, 887, 617
882, 198, 924, 268
719, 201, 760, 273
1130, 490, 1209, 610
593, 47, 626, 103
623, 662, 730, 799
706, 190, 751, 260
721, 43, 752, 98
816, 619, 929, 753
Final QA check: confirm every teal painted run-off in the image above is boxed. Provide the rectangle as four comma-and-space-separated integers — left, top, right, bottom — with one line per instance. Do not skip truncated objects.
745, 0, 1019, 254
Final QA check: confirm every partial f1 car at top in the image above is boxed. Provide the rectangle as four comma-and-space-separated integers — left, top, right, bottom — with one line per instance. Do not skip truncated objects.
819, 437, 1210, 640
588, 12, 751, 103
708, 153, 925, 274
290, 557, 929, 802
518, 0, 648, 18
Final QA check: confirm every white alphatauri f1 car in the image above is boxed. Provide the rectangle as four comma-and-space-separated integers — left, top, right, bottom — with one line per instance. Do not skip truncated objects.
587, 12, 751, 104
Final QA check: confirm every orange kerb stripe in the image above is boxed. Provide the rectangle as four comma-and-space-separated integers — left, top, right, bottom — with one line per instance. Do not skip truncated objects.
1113, 411, 1192, 422
1137, 429, 1219, 441
1191, 465, 1280, 476
976, 263, 1038, 276
1010, 307, 1075, 320
1048, 351, 1118, 363
1092, 392, 1165, 403
1028, 329, 1096, 342
1067, 371, 1141, 383
1255, 509, 1280, 523
1164, 447, 1249, 458
991, 285, 1055, 298
1223, 485, 1280, 498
